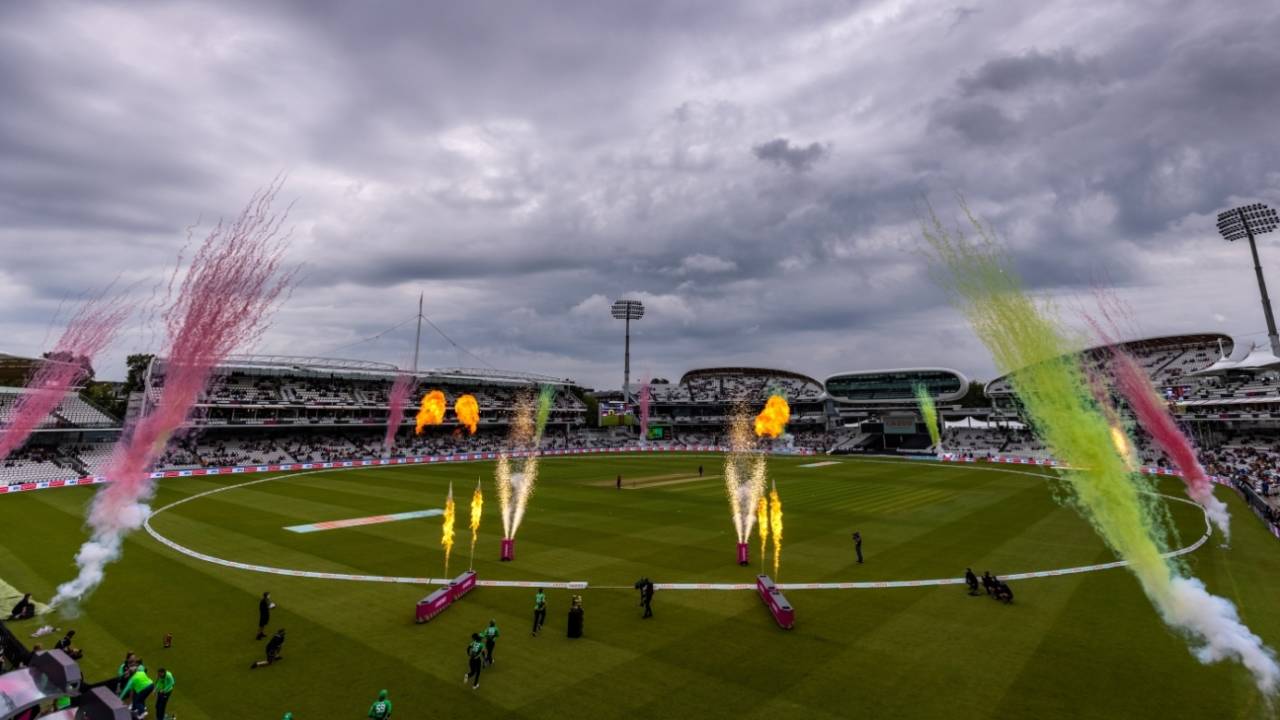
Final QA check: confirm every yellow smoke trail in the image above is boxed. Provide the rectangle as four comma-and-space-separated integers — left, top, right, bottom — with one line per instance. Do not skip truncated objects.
441, 482, 456, 576
769, 482, 783, 579
455, 394, 480, 435
756, 495, 769, 573
754, 394, 790, 438
416, 390, 446, 434
468, 478, 483, 568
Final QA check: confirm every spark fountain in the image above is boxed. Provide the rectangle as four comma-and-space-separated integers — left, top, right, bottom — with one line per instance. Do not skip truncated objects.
722, 411, 765, 565
53, 183, 295, 608
383, 374, 414, 453
923, 204, 1279, 695
0, 293, 130, 464
468, 479, 483, 569
914, 384, 942, 457
441, 482, 456, 576
415, 390, 446, 434
455, 394, 480, 435
496, 393, 540, 560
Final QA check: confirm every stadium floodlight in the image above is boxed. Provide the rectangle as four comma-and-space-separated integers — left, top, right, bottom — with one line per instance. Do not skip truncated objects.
1217, 202, 1280, 355
611, 299, 645, 402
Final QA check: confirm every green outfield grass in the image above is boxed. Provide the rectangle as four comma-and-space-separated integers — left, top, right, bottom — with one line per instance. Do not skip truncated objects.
2, 454, 1278, 719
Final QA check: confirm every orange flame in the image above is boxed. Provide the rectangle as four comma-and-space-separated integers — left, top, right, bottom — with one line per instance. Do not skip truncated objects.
415, 390, 446, 434
455, 394, 480, 435
769, 482, 783, 579
754, 394, 790, 438
441, 482, 456, 576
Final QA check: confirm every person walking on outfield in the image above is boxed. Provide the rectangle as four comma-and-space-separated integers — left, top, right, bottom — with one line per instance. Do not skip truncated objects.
154, 667, 175, 719
251, 629, 286, 669
257, 591, 274, 640
118, 665, 155, 718
852, 531, 863, 564
368, 689, 393, 719
482, 620, 500, 666
464, 633, 485, 689
964, 568, 980, 596
532, 588, 547, 636
616, 474, 622, 490
698, 464, 703, 477
638, 578, 655, 619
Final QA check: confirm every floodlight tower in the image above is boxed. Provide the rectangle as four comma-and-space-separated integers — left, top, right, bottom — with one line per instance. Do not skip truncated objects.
1217, 203, 1280, 355
611, 299, 645, 402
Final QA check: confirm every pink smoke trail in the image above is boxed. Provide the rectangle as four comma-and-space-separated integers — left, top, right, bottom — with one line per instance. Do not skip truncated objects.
384, 373, 414, 452
53, 182, 296, 607
1110, 351, 1232, 538
638, 378, 651, 440
1082, 306, 1232, 539
0, 294, 130, 463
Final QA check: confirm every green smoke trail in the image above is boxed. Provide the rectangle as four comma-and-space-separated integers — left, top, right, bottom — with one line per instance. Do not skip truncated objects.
923, 205, 1279, 693
533, 384, 556, 443
913, 384, 941, 450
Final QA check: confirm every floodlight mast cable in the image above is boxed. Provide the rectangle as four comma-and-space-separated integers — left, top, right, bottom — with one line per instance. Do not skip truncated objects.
611, 299, 645, 403
1217, 203, 1280, 355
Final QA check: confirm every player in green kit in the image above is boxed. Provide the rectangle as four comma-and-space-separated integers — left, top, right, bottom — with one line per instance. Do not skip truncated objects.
368, 689, 392, 719
482, 620, 500, 666
463, 633, 484, 689
531, 588, 547, 636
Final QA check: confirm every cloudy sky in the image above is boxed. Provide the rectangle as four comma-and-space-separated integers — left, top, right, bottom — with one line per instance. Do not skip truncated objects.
3, 0, 1280, 389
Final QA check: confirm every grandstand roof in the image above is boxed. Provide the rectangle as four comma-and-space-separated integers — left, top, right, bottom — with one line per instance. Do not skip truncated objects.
153, 355, 577, 387
824, 367, 969, 404
987, 332, 1233, 395
1190, 341, 1280, 375
679, 366, 822, 387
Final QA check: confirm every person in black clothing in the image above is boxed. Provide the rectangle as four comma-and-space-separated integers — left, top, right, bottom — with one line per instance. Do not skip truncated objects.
251, 629, 285, 669
54, 630, 80, 659
257, 592, 273, 640
636, 578, 654, 619
852, 531, 863, 564
964, 568, 980, 596
8, 593, 34, 620
567, 596, 584, 638
994, 581, 1014, 604
981, 571, 996, 596
697, 465, 703, 477
616, 474, 622, 490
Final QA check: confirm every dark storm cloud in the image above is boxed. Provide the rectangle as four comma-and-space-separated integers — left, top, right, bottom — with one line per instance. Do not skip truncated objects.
2, 0, 1280, 389
958, 49, 1102, 95
752, 138, 829, 172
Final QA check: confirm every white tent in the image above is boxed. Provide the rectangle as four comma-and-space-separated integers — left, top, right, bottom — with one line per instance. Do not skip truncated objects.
943, 417, 1025, 431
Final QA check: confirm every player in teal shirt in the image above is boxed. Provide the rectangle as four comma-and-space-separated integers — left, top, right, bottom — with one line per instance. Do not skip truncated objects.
118, 666, 155, 717
155, 667, 175, 719
532, 589, 547, 635
482, 620, 500, 666
464, 633, 484, 689
368, 689, 392, 719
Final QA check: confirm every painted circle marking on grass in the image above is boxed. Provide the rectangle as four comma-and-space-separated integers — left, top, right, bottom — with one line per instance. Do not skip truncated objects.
143, 456, 1212, 591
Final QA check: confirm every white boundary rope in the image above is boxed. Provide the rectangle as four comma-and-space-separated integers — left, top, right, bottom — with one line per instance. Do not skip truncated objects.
142, 456, 1211, 592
